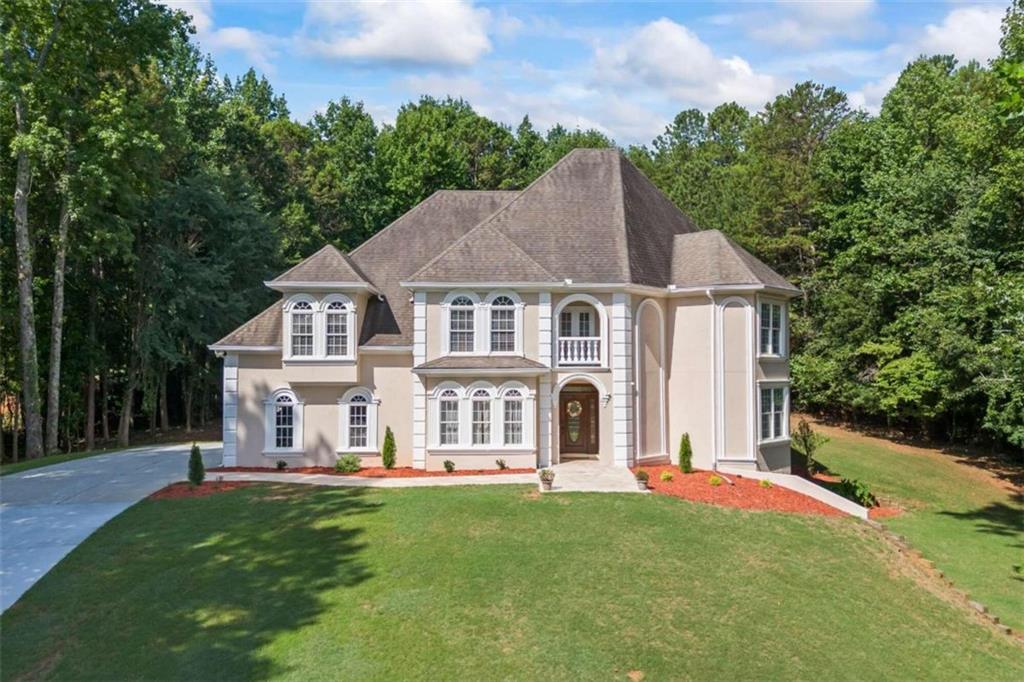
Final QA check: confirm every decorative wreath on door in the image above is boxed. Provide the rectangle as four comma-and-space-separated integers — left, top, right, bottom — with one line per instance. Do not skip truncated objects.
566, 400, 583, 417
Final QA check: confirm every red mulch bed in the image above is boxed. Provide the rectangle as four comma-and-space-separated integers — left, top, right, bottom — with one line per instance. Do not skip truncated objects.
208, 466, 534, 478
150, 481, 253, 500
633, 465, 844, 517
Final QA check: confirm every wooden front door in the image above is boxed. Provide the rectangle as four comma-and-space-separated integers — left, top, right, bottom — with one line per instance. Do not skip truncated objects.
559, 386, 599, 455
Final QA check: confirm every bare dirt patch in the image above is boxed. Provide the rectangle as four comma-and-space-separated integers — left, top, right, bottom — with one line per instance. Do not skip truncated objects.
210, 465, 534, 478
149, 481, 253, 500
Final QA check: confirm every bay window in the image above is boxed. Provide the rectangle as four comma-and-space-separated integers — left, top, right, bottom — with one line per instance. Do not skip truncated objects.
759, 301, 785, 356
759, 385, 789, 442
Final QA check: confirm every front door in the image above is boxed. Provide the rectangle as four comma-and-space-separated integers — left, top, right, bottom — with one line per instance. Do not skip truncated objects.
559, 385, 599, 455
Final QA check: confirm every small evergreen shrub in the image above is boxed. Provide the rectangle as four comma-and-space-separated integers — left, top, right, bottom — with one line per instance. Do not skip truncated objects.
792, 419, 829, 475
836, 478, 877, 507
188, 443, 205, 486
335, 454, 361, 473
635, 469, 650, 483
759, 478, 773, 489
709, 475, 723, 487
443, 459, 455, 473
496, 458, 508, 470
678, 433, 693, 473
660, 470, 674, 482
382, 426, 396, 469
276, 459, 288, 470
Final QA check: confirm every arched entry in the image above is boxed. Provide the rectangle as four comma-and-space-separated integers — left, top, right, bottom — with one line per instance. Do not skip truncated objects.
558, 383, 599, 458
635, 299, 666, 460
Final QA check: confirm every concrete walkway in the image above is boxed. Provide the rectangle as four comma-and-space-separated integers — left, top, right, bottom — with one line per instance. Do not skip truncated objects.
549, 460, 645, 493
0, 442, 222, 612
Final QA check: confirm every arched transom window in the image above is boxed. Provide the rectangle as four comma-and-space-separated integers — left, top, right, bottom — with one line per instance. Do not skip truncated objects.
290, 301, 314, 357
338, 387, 378, 452
503, 389, 523, 445
325, 300, 349, 357
471, 389, 492, 445
489, 295, 516, 352
430, 381, 534, 449
438, 389, 460, 445
284, 294, 356, 361
264, 389, 304, 453
449, 296, 476, 353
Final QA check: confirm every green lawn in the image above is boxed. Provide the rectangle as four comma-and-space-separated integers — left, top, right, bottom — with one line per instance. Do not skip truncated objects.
2, 485, 1021, 680
813, 424, 1024, 632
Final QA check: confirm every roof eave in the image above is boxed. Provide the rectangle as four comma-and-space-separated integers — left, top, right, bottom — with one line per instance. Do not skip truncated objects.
412, 367, 550, 377
265, 281, 381, 295
666, 283, 802, 298
208, 344, 282, 355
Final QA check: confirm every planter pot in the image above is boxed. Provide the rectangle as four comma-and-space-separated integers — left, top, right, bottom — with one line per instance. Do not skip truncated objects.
636, 480, 648, 490
540, 480, 553, 491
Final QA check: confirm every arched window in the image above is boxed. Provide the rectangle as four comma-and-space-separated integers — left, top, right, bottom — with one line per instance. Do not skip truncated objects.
489, 295, 516, 352
325, 300, 349, 357
339, 388, 378, 451
502, 389, 523, 445
264, 389, 303, 453
290, 301, 314, 357
471, 388, 492, 445
438, 389, 460, 445
449, 296, 476, 352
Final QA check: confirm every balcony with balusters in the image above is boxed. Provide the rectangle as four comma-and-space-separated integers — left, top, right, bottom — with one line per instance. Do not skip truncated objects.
555, 302, 603, 367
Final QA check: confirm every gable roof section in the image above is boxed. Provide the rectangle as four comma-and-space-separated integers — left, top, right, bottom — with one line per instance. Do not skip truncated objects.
269, 244, 372, 286
671, 230, 799, 292
212, 302, 281, 348
409, 223, 557, 283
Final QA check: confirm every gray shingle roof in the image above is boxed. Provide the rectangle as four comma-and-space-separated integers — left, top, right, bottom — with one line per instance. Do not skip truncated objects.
671, 231, 799, 291
216, 149, 797, 350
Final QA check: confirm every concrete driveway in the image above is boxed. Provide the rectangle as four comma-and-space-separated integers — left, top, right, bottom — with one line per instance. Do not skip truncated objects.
0, 442, 221, 612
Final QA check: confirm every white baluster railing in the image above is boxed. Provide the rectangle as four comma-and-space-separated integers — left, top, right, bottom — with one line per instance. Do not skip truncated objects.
557, 337, 601, 366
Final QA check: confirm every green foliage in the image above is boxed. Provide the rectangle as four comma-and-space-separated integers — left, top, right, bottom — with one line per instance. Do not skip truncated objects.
539, 468, 555, 482
443, 459, 455, 473
335, 454, 361, 474
495, 458, 508, 470
660, 470, 674, 482
709, 475, 723, 487
791, 420, 829, 475
759, 479, 773, 489
276, 460, 288, 471
382, 426, 396, 470
635, 469, 649, 482
835, 478, 878, 508
678, 433, 693, 473
187, 444, 204, 486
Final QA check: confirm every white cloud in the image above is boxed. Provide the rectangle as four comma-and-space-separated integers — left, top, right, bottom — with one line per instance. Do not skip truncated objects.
917, 5, 1003, 64
162, 0, 280, 72
747, 1, 877, 49
848, 72, 898, 114
299, 0, 492, 67
594, 18, 779, 109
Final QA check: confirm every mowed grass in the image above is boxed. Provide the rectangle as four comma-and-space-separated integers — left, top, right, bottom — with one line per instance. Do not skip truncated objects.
812, 423, 1024, 632
2, 485, 1021, 680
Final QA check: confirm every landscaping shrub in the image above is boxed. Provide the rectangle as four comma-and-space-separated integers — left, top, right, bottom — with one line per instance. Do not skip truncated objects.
792, 419, 829, 475
539, 468, 555, 482
759, 478, 773, 489
836, 478, 878, 507
709, 475, 723, 487
496, 458, 508, 470
635, 469, 650, 483
188, 444, 205, 486
382, 426, 396, 469
678, 433, 693, 473
335, 454, 361, 473
443, 459, 455, 473
660, 470, 674, 482
276, 459, 288, 470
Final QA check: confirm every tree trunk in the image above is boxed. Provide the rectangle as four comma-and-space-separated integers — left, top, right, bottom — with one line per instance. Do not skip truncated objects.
160, 372, 169, 431
13, 97, 44, 460
117, 374, 135, 447
13, 401, 21, 463
45, 195, 72, 454
85, 285, 97, 451
184, 377, 193, 433
100, 369, 110, 442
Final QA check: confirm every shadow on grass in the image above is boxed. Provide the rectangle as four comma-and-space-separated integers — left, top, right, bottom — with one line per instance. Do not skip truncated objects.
3, 484, 379, 680
938, 493, 1024, 582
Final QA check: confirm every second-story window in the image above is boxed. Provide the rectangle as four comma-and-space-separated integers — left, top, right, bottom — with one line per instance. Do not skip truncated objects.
490, 295, 516, 352
450, 296, 475, 352
290, 301, 314, 356
325, 301, 348, 356
759, 302, 784, 356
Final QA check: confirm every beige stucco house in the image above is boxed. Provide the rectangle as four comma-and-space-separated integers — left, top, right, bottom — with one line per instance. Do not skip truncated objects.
211, 149, 800, 472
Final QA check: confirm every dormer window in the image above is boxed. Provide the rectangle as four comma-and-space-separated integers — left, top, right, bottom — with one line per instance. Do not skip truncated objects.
290, 301, 314, 357
449, 296, 476, 353
283, 294, 356, 361
325, 300, 349, 357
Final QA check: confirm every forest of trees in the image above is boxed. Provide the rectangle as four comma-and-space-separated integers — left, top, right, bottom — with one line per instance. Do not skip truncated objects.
2, 0, 1022, 461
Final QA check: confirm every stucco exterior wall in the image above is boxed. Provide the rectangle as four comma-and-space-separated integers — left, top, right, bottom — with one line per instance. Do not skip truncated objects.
721, 300, 752, 461
359, 353, 415, 468
665, 297, 714, 469
424, 291, 540, 362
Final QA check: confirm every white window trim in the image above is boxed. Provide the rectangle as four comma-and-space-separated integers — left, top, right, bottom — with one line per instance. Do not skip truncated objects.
428, 380, 535, 450
484, 290, 524, 356
552, 293, 608, 368
283, 293, 358, 362
263, 388, 304, 455
337, 387, 380, 453
757, 297, 788, 359
322, 294, 357, 360
441, 291, 482, 356
757, 381, 790, 444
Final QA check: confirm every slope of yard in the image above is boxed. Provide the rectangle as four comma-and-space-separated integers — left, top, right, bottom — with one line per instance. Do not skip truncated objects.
810, 421, 1024, 632
2, 484, 1021, 680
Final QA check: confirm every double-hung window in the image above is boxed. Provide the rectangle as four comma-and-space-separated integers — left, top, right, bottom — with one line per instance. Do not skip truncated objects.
439, 390, 460, 445
449, 296, 475, 352
348, 395, 368, 448
471, 389, 491, 445
274, 395, 295, 448
503, 389, 523, 446
325, 301, 348, 356
760, 302, 784, 356
290, 301, 314, 356
760, 386, 788, 441
265, 389, 303, 453
490, 296, 516, 352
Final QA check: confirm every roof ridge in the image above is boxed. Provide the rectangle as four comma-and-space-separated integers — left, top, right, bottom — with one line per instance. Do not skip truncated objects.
408, 220, 557, 282
269, 243, 341, 283
614, 151, 631, 283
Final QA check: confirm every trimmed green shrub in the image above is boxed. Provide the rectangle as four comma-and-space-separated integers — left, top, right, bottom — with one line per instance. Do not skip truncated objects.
836, 478, 877, 507
660, 470, 674, 482
709, 475, 723, 487
759, 478, 773, 489
382, 426, 396, 469
335, 454, 361, 473
635, 469, 650, 483
443, 459, 455, 473
678, 433, 693, 473
792, 419, 829, 475
276, 459, 288, 470
188, 443, 205, 486
496, 458, 508, 470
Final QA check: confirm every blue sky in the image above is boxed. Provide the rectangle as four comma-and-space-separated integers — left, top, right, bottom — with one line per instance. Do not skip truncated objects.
164, 1, 1010, 145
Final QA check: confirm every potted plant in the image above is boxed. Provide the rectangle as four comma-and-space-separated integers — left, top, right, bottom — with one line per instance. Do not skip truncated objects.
635, 469, 650, 490
539, 468, 555, 491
